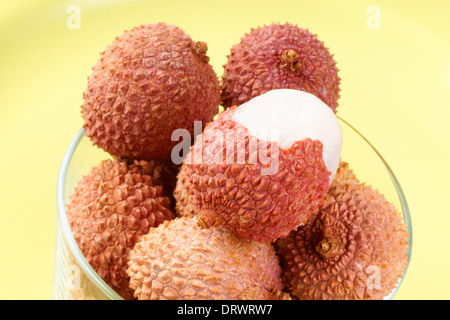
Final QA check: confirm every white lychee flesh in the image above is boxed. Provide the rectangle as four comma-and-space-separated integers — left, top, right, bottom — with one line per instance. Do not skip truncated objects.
231, 89, 343, 181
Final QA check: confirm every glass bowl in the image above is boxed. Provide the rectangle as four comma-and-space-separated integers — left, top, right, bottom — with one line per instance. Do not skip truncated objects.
53, 118, 412, 300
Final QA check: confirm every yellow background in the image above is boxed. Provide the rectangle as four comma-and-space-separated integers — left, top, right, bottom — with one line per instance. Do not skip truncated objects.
1, 0, 449, 299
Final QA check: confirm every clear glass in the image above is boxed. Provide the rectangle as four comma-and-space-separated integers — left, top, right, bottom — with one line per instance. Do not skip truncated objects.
53, 129, 122, 300
53, 119, 412, 300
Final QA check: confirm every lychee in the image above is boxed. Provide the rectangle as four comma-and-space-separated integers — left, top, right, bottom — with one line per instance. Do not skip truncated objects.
173, 160, 199, 218
183, 89, 342, 242
82, 22, 220, 161
66, 159, 175, 299
174, 159, 353, 220
148, 159, 181, 209
334, 160, 358, 183
275, 169, 410, 300
221, 22, 340, 112
127, 217, 288, 300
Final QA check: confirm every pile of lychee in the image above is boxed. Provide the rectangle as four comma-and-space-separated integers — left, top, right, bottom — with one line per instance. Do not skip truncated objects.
66, 22, 410, 300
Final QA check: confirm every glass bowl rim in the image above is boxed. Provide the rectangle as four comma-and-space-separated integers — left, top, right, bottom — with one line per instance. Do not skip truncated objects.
56, 118, 412, 300
56, 128, 124, 300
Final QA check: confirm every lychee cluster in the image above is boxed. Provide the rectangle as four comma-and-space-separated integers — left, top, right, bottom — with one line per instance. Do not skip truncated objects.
64, 21, 410, 300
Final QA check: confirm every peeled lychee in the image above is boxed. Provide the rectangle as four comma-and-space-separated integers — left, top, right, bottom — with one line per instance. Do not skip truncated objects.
82, 22, 220, 161
127, 217, 288, 300
66, 159, 175, 299
221, 22, 340, 112
275, 170, 410, 300
183, 89, 342, 242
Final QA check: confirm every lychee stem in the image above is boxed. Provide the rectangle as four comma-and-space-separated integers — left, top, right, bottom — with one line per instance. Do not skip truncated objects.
194, 41, 210, 63
279, 49, 301, 73
196, 218, 207, 229
316, 236, 340, 261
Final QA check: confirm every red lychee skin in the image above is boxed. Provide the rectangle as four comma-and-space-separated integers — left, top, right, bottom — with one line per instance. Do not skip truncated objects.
173, 162, 200, 218
275, 174, 410, 300
221, 23, 340, 112
143, 158, 180, 210
334, 160, 358, 183
82, 22, 220, 161
66, 159, 175, 299
127, 217, 288, 300
183, 107, 330, 242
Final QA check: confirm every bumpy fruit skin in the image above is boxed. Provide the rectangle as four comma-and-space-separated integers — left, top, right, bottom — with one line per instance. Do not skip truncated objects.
66, 159, 175, 299
334, 160, 358, 183
221, 23, 340, 112
275, 172, 410, 300
176, 159, 352, 218
127, 217, 287, 300
173, 162, 199, 218
175, 160, 352, 219
82, 22, 220, 161
183, 107, 330, 242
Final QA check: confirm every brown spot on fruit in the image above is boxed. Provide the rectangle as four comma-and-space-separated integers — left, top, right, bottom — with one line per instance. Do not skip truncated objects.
280, 49, 301, 73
